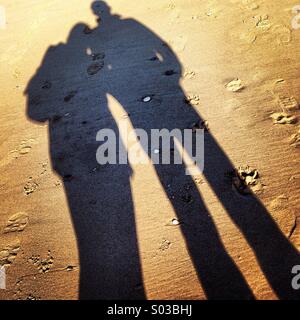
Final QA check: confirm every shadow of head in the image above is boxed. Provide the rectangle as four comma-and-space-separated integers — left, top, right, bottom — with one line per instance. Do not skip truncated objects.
91, 1, 111, 18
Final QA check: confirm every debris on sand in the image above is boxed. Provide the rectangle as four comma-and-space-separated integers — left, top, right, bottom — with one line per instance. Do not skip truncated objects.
184, 94, 200, 105
270, 112, 297, 124
87, 61, 104, 75
191, 120, 209, 132
225, 79, 244, 92
193, 176, 204, 185
254, 15, 271, 30
26, 294, 41, 301
289, 129, 300, 148
4, 212, 29, 233
275, 79, 285, 84
64, 90, 77, 102
228, 166, 261, 195
183, 70, 196, 79
164, 69, 177, 76
65, 265, 78, 272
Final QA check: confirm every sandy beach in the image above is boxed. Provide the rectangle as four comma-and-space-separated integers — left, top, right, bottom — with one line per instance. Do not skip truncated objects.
0, 0, 299, 300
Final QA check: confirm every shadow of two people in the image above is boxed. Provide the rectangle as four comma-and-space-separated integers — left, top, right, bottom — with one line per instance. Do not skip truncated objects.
25, 1, 299, 299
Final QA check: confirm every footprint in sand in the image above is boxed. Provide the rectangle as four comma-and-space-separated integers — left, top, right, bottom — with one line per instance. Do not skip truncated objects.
267, 195, 297, 239
17, 139, 37, 156
19, 139, 36, 155
19, 145, 31, 155
4, 212, 29, 233
159, 239, 171, 251
28, 251, 54, 274
0, 241, 21, 267
228, 166, 264, 195
0, 139, 37, 166
271, 25, 291, 45
23, 179, 38, 195
277, 96, 299, 112
269, 195, 289, 211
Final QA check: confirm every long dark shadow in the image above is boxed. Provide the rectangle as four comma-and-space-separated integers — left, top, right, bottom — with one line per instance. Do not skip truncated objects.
24, 0, 299, 299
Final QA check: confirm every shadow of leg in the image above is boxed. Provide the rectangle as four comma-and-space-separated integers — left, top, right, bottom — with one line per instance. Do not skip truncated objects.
204, 134, 300, 299
154, 161, 255, 300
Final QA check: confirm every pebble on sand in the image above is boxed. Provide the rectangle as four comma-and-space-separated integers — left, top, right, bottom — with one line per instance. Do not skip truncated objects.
171, 218, 180, 225
142, 96, 152, 103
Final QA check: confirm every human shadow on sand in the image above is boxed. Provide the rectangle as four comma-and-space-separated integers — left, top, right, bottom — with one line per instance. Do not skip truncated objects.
25, 1, 299, 299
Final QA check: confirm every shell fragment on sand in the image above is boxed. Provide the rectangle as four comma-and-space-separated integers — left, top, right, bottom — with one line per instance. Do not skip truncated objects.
225, 79, 244, 92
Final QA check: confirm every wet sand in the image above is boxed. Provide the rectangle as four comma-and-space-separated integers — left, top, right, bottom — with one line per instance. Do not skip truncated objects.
0, 0, 299, 300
